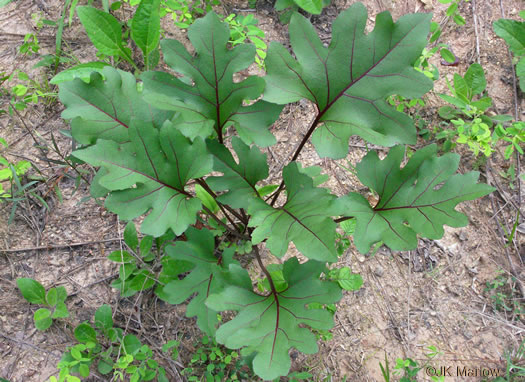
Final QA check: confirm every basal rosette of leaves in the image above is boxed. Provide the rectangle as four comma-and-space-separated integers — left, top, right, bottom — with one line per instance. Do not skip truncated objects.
57, 4, 494, 379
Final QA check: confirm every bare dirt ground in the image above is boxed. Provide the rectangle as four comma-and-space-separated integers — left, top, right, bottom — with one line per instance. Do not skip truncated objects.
1, 0, 524, 381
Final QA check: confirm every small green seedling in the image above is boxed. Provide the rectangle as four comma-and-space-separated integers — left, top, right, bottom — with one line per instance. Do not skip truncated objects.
382, 346, 444, 382
76, 0, 162, 71
225, 14, 267, 68
436, 63, 516, 156
52, 304, 170, 382
0, 138, 31, 197
438, 0, 467, 26
109, 221, 174, 297
17, 278, 69, 331
181, 335, 251, 381
484, 270, 524, 317
493, 121, 525, 160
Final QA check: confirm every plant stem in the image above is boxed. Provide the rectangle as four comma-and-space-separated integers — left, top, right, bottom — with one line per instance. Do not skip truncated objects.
253, 245, 277, 296
196, 178, 248, 224
334, 216, 354, 223
202, 205, 249, 240
49, 131, 91, 185
120, 48, 140, 72
269, 113, 322, 206
9, 102, 49, 161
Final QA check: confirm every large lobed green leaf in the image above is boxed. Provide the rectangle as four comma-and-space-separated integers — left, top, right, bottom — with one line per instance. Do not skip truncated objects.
206, 137, 269, 209
73, 120, 212, 237
59, 67, 172, 144
248, 162, 340, 262
264, 3, 433, 158
337, 145, 494, 253
156, 228, 249, 335
207, 257, 342, 380
141, 12, 283, 146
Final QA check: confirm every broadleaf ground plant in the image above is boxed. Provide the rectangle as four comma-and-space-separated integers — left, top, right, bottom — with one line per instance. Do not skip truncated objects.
58, 2, 494, 379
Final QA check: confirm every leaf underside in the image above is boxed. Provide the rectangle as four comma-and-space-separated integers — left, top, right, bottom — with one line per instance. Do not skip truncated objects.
73, 120, 212, 237
264, 3, 433, 158
141, 12, 283, 146
337, 145, 495, 253
249, 162, 340, 262
207, 257, 342, 380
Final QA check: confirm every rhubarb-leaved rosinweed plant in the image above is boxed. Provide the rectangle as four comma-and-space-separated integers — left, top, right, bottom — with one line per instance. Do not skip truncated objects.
58, 2, 494, 379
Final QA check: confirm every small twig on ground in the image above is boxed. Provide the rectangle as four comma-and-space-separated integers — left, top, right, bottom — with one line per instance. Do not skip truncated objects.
499, 0, 523, 216
0, 237, 124, 253
9, 102, 49, 161
0, 330, 60, 357
369, 268, 409, 355
406, 251, 413, 351
468, 310, 525, 332
472, 0, 481, 63
489, 193, 525, 299
141, 336, 184, 381
66, 274, 118, 297
0, 108, 63, 153
486, 160, 525, 218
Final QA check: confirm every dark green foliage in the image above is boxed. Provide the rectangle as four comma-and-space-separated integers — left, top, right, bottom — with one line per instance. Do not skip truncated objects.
56, 4, 493, 379
142, 12, 282, 145
337, 145, 493, 253
264, 3, 433, 158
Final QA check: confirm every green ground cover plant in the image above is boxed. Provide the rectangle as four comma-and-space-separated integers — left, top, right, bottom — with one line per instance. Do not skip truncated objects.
52, 304, 170, 382
17, 278, 69, 330
437, 63, 525, 159
53, 1, 495, 379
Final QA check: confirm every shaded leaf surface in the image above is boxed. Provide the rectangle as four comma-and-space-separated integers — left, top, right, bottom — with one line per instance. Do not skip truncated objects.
248, 163, 339, 262
142, 12, 282, 145
73, 120, 212, 237
156, 228, 248, 335
494, 19, 525, 56
59, 67, 172, 144
207, 258, 342, 380
206, 137, 268, 209
264, 3, 433, 158
337, 145, 494, 253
